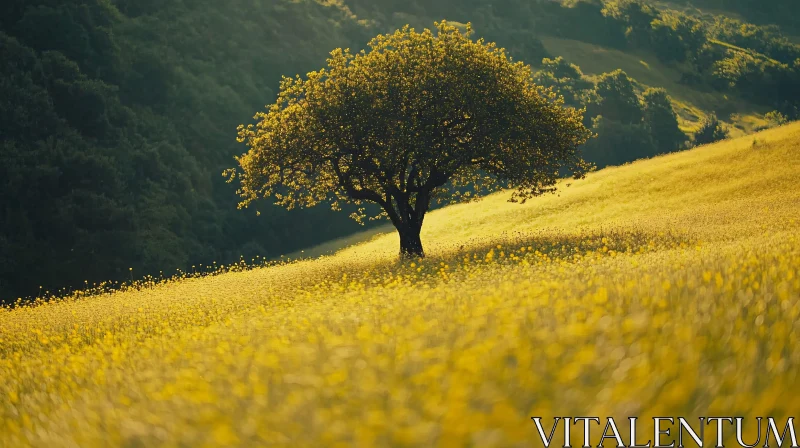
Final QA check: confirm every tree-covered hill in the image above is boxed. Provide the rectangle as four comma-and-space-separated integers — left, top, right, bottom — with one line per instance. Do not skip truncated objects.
1, 0, 798, 302
663, 0, 799, 33
1, 0, 374, 301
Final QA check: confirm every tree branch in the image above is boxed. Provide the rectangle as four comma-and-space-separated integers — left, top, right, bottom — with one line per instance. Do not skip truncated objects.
328, 157, 385, 205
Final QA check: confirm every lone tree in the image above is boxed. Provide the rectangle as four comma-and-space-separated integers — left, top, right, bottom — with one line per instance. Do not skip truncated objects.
226, 22, 592, 258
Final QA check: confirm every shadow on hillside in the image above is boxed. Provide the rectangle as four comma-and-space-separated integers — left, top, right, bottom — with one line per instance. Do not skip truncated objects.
428, 227, 695, 261
323, 227, 699, 282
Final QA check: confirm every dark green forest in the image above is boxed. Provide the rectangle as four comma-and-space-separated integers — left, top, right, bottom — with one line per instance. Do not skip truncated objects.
1, 0, 798, 302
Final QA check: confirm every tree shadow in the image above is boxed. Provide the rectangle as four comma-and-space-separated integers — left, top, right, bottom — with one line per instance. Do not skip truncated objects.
372, 226, 698, 278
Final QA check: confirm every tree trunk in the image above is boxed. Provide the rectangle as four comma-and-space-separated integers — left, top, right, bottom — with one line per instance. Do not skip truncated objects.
398, 226, 424, 258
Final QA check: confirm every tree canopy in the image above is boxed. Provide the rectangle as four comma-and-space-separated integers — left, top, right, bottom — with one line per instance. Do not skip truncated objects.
228, 22, 592, 257
694, 112, 730, 145
642, 88, 687, 153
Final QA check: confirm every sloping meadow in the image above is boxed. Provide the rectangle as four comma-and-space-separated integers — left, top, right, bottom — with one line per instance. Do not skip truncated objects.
1, 125, 799, 446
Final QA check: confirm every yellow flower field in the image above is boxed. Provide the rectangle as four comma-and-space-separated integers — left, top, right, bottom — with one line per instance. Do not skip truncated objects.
2, 124, 799, 447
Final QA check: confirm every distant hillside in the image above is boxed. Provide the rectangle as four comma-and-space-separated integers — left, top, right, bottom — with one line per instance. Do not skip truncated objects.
654, 0, 799, 32
539, 36, 769, 136
0, 0, 375, 301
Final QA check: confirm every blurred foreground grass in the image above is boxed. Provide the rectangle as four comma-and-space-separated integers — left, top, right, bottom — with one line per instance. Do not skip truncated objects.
1, 124, 799, 447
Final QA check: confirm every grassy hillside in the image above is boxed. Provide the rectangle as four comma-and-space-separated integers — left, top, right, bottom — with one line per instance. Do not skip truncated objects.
4, 0, 798, 301
540, 36, 770, 136
2, 124, 799, 446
